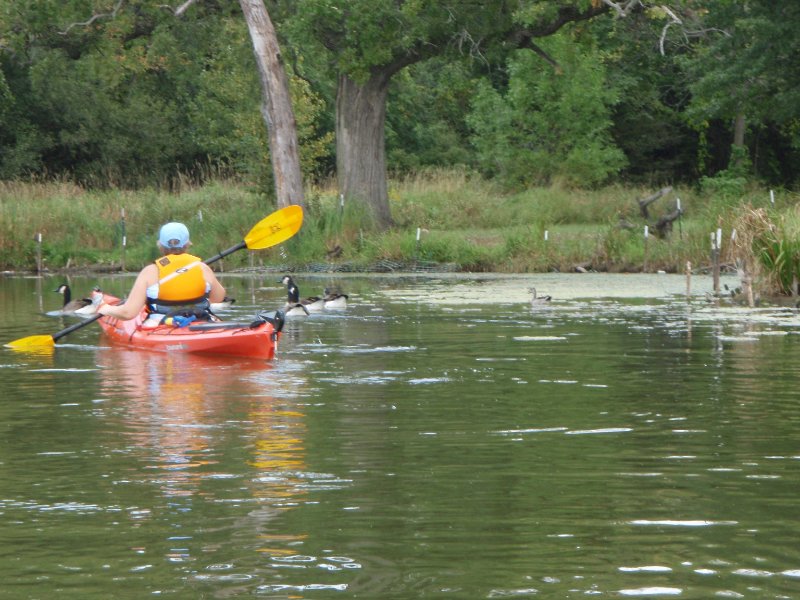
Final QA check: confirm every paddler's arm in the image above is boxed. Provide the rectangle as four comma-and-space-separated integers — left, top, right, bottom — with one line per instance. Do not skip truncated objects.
201, 263, 226, 303
98, 264, 157, 320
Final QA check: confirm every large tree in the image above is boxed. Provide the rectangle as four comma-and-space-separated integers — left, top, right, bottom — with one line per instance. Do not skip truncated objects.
281, 0, 611, 229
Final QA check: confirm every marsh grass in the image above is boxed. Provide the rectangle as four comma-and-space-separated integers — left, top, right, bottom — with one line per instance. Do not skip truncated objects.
1, 172, 798, 284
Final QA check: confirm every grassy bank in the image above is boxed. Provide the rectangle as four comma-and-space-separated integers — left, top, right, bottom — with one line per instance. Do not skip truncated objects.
1, 172, 799, 292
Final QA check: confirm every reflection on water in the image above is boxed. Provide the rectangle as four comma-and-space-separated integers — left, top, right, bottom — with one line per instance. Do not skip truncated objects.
1, 274, 800, 597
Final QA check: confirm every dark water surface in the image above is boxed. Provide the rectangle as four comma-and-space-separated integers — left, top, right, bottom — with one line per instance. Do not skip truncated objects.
1, 273, 799, 599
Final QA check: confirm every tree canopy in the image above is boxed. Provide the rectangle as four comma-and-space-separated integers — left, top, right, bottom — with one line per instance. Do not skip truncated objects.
1, 0, 800, 202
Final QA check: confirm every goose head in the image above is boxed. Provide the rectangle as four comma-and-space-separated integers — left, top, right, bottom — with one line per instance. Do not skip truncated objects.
280, 275, 300, 304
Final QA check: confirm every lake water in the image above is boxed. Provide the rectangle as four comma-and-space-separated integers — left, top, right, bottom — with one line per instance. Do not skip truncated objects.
1, 272, 800, 599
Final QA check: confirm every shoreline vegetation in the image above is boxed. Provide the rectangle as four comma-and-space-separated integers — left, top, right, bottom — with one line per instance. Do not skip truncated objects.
1, 171, 799, 299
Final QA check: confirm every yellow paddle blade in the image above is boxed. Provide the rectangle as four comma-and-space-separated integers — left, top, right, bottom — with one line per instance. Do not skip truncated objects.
5, 335, 56, 350
244, 205, 303, 250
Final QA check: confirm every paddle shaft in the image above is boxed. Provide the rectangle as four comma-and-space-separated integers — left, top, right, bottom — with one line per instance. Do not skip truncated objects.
204, 240, 246, 265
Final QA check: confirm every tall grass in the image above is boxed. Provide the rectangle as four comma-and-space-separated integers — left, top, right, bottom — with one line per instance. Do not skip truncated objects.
0, 180, 271, 270
1, 172, 798, 287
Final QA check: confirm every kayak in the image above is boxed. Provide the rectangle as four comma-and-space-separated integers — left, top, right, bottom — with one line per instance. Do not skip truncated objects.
96, 293, 284, 359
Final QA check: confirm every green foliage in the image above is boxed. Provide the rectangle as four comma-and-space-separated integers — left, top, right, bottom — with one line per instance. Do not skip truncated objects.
748, 211, 800, 295
386, 60, 475, 172
0, 0, 332, 188
3, 0, 800, 193
699, 145, 752, 198
467, 30, 626, 188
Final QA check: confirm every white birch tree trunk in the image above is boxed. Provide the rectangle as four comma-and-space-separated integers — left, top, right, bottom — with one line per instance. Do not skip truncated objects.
239, 0, 305, 209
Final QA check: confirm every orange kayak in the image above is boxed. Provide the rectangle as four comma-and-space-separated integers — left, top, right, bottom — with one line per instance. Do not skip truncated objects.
97, 294, 283, 359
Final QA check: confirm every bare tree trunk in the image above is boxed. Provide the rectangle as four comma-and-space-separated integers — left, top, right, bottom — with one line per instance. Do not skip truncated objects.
336, 73, 393, 230
733, 113, 746, 148
732, 112, 746, 169
239, 0, 304, 209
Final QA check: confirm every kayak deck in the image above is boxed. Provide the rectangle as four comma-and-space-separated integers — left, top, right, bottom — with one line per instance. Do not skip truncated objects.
97, 294, 282, 359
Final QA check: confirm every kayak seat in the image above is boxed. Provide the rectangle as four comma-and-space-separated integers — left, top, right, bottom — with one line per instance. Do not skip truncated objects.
151, 299, 218, 325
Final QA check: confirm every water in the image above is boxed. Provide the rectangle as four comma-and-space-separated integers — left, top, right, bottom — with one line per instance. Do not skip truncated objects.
1, 273, 800, 598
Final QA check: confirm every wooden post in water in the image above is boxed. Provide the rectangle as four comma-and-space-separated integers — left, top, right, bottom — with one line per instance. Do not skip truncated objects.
685, 261, 692, 300
35, 232, 42, 274
643, 225, 649, 272
120, 207, 127, 272
711, 229, 721, 295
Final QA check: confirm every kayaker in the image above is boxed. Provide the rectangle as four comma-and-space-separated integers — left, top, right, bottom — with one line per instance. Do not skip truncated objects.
98, 222, 226, 323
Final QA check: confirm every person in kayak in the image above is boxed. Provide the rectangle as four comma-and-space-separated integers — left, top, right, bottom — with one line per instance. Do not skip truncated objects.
98, 222, 226, 324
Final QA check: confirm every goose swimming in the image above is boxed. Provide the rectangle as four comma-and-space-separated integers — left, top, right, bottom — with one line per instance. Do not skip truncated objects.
280, 275, 323, 314
322, 286, 348, 310
54, 284, 103, 315
529, 287, 552, 305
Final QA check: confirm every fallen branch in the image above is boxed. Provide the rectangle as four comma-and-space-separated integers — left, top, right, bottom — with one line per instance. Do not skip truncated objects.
637, 186, 672, 219
654, 208, 681, 238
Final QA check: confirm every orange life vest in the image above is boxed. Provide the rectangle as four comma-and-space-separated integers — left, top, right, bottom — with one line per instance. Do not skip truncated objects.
153, 253, 208, 304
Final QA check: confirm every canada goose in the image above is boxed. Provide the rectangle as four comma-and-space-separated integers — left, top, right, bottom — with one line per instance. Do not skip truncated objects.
54, 284, 102, 315
322, 286, 348, 310
284, 302, 311, 317
529, 287, 552, 305
280, 275, 324, 312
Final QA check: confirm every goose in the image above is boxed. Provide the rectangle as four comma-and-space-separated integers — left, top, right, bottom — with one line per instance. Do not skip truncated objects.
284, 302, 311, 317
54, 284, 102, 315
322, 286, 348, 310
529, 287, 552, 306
280, 275, 324, 312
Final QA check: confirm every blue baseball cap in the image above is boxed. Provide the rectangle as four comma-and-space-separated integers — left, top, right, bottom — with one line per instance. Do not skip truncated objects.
158, 222, 190, 248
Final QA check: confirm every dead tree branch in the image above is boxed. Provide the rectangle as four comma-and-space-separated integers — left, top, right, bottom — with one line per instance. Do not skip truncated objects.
655, 208, 681, 237
637, 186, 672, 219
59, 0, 125, 35
159, 0, 200, 18
600, 0, 644, 18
